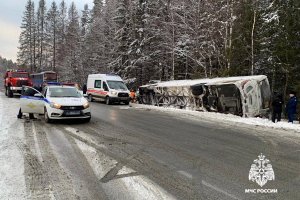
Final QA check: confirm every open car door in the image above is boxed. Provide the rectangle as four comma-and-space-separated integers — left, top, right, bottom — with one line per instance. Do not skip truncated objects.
20, 86, 46, 114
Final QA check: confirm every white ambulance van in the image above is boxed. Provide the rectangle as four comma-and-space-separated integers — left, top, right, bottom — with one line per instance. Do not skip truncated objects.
86, 73, 131, 105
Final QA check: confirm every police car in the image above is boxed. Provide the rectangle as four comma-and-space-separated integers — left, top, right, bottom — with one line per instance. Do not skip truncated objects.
20, 85, 91, 123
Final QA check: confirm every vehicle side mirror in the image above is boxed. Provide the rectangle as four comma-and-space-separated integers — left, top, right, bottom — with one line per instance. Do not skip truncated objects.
34, 93, 42, 98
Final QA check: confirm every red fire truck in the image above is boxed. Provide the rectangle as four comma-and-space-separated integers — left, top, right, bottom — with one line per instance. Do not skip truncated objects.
4, 70, 32, 98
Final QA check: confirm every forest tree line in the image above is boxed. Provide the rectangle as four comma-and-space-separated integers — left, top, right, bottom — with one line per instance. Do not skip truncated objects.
17, 0, 300, 98
0, 56, 18, 77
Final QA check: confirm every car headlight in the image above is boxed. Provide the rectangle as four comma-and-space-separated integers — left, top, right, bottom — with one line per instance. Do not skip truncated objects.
50, 102, 61, 109
83, 103, 89, 108
111, 91, 117, 95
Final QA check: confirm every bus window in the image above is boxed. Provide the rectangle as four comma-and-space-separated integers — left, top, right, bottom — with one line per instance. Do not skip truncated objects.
44, 73, 57, 80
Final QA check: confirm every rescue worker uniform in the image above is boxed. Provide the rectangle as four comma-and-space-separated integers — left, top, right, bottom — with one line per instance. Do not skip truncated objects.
285, 93, 298, 123
130, 91, 135, 102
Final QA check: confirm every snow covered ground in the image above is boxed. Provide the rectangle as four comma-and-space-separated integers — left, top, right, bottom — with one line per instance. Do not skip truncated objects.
1, 89, 299, 199
131, 104, 300, 133
0, 92, 175, 200
0, 94, 26, 199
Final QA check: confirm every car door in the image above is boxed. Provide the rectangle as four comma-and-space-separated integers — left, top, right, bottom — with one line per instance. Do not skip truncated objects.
93, 80, 103, 98
102, 81, 109, 98
20, 86, 46, 114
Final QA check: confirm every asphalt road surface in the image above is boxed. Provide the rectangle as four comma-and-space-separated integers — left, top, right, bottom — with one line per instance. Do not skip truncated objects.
1, 92, 300, 200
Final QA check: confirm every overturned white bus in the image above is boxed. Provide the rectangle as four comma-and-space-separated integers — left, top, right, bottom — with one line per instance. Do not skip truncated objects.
138, 75, 271, 118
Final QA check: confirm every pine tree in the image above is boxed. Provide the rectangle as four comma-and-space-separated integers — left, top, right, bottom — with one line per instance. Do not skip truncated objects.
64, 2, 81, 83
36, 0, 47, 70
56, 0, 68, 77
86, 0, 105, 73
46, 1, 59, 72
80, 4, 91, 83
17, 0, 36, 72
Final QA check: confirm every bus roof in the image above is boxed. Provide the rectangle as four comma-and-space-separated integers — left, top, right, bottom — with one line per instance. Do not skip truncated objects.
31, 71, 56, 75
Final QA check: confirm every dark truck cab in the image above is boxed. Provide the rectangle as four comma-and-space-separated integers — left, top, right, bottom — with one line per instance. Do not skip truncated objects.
4, 70, 32, 97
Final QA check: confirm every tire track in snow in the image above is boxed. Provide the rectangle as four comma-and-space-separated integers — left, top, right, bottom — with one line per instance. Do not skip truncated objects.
21, 120, 50, 200
32, 121, 77, 200
44, 123, 109, 200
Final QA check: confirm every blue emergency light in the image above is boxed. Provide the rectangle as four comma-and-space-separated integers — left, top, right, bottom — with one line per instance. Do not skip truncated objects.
106, 73, 118, 76
46, 82, 61, 85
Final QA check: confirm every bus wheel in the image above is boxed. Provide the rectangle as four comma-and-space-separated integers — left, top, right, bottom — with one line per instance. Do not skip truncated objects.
88, 94, 94, 102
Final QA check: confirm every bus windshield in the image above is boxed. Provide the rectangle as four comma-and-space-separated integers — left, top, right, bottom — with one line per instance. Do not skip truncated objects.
44, 73, 57, 80
107, 81, 128, 90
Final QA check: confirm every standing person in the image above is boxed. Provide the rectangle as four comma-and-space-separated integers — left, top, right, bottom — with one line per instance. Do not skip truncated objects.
285, 91, 298, 123
272, 94, 284, 123
83, 84, 87, 95
130, 90, 135, 103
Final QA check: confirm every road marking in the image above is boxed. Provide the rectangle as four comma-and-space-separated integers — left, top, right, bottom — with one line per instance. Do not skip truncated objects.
177, 170, 193, 179
65, 126, 107, 149
202, 180, 241, 200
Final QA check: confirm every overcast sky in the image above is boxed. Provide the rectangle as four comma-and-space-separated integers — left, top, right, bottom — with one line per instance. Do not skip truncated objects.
0, 0, 94, 62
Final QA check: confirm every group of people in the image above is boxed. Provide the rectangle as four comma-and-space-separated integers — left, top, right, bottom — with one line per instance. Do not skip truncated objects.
272, 91, 298, 123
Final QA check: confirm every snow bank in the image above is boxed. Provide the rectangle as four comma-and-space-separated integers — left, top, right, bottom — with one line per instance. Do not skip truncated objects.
132, 104, 300, 133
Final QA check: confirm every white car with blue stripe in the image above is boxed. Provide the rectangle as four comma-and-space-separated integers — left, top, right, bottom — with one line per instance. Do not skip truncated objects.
20, 85, 91, 123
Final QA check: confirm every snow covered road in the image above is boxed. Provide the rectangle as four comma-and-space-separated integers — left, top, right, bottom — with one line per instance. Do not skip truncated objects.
1, 92, 300, 200
0, 92, 175, 200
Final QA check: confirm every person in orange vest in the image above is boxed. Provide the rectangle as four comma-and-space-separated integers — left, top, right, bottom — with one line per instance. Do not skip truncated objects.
130, 90, 136, 103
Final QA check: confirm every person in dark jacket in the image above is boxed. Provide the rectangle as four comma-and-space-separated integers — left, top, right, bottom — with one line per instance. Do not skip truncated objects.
17, 87, 40, 119
272, 94, 284, 123
82, 84, 87, 95
285, 91, 298, 123
82, 84, 87, 94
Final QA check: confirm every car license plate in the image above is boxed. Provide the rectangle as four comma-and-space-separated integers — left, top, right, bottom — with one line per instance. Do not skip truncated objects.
65, 111, 81, 115
121, 97, 128, 100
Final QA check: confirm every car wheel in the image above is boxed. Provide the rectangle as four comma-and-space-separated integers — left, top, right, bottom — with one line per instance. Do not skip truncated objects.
88, 94, 94, 102
124, 101, 130, 105
106, 96, 111, 105
44, 108, 51, 123
7, 87, 13, 98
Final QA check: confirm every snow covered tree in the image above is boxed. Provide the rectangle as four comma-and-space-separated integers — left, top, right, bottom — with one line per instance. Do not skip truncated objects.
0, 56, 18, 74
16, 0, 300, 96
17, 0, 36, 72
45, 1, 59, 72
79, 4, 91, 83
36, 0, 47, 70
56, 0, 68, 77
64, 2, 81, 83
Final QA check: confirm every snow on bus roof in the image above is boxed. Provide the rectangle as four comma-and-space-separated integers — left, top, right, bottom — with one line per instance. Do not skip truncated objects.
153, 75, 267, 87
